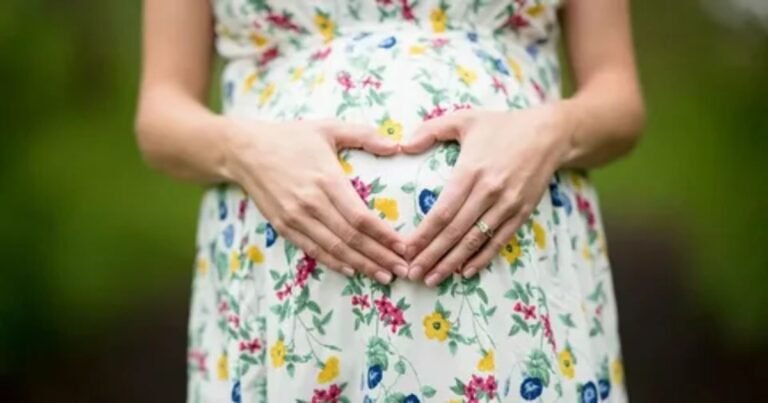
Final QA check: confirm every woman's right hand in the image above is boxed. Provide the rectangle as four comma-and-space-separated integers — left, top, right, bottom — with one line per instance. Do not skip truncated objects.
224, 118, 408, 284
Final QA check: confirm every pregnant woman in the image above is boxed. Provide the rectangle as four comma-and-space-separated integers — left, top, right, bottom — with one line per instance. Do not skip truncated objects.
136, 0, 644, 401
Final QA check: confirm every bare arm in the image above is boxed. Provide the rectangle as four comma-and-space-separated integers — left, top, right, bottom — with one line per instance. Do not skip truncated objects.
558, 0, 647, 168
134, 0, 408, 282
135, 0, 234, 184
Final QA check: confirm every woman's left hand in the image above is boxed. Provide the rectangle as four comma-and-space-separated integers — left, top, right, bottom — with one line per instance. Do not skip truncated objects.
400, 104, 573, 287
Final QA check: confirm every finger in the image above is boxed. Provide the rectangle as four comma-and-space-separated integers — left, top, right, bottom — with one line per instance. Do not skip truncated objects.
323, 175, 408, 256
270, 220, 355, 277
408, 181, 494, 282
288, 210, 394, 284
462, 210, 530, 279
330, 121, 400, 156
423, 198, 516, 287
404, 167, 476, 262
400, 111, 470, 154
309, 192, 409, 277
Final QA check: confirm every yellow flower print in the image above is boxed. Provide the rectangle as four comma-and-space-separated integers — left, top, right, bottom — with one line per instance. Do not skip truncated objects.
378, 118, 403, 142
532, 220, 546, 249
456, 65, 478, 86
430, 7, 448, 33
507, 57, 523, 82
249, 32, 269, 48
526, 4, 546, 18
196, 256, 208, 275
247, 245, 264, 264
270, 339, 286, 368
582, 243, 592, 261
448, 400, 462, 403
314, 13, 336, 43
571, 172, 584, 190
230, 251, 241, 273
500, 236, 522, 264
338, 155, 353, 174
291, 67, 304, 82
477, 350, 495, 372
244, 72, 259, 92
311, 73, 326, 91
374, 198, 399, 221
612, 358, 624, 385
558, 349, 575, 379
423, 311, 451, 342
317, 356, 340, 384
259, 83, 276, 106
217, 353, 229, 380
409, 44, 426, 55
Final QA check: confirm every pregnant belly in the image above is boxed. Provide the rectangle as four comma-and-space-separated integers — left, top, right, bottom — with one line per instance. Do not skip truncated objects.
218, 30, 560, 232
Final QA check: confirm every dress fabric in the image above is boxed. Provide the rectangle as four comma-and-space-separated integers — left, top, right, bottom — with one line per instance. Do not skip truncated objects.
187, 1, 627, 402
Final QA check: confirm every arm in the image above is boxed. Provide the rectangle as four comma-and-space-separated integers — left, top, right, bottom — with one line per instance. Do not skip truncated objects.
135, 0, 232, 184
558, 0, 647, 168
135, 0, 408, 283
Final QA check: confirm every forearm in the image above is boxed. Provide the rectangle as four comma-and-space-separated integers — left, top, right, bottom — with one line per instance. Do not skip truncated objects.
556, 71, 646, 169
134, 86, 239, 185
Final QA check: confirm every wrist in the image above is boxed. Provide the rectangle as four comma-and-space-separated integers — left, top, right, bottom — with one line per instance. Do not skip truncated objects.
549, 99, 584, 167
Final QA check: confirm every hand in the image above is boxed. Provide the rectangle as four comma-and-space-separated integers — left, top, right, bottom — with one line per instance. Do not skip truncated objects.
399, 104, 572, 287
225, 118, 409, 284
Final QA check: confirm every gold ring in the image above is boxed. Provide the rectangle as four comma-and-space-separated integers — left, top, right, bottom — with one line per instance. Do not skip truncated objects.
475, 219, 494, 238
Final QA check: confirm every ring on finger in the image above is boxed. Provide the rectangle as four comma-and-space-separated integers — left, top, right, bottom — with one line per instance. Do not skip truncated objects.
474, 219, 495, 238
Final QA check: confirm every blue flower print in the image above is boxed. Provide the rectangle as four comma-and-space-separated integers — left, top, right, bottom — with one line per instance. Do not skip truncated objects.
466, 31, 478, 42
520, 377, 543, 400
223, 224, 234, 248
549, 181, 572, 214
218, 198, 228, 220
492, 57, 510, 75
403, 394, 420, 403
367, 364, 383, 389
598, 379, 611, 399
265, 223, 277, 247
378, 36, 397, 49
581, 381, 598, 403
231, 380, 241, 403
418, 189, 437, 214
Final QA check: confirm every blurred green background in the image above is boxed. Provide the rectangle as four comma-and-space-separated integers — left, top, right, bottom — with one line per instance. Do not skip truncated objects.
0, 0, 766, 401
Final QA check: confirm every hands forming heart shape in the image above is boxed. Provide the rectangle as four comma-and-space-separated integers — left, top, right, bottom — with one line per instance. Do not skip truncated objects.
227, 105, 572, 287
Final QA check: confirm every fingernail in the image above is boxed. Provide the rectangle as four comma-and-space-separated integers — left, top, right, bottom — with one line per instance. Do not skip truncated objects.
374, 271, 393, 284
393, 264, 408, 278
394, 243, 407, 256
462, 267, 475, 278
424, 272, 441, 287
342, 266, 355, 277
407, 265, 423, 280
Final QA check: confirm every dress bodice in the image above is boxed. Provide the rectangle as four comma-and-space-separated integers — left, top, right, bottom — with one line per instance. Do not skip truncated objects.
212, 0, 563, 61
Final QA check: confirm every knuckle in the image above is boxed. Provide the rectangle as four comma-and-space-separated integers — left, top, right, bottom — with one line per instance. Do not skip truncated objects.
464, 233, 487, 252
349, 211, 371, 230
481, 178, 505, 199
488, 238, 505, 252
327, 240, 347, 257
443, 225, 463, 243
434, 208, 453, 226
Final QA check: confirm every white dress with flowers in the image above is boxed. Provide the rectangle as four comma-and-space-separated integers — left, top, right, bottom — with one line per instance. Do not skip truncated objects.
187, 1, 628, 402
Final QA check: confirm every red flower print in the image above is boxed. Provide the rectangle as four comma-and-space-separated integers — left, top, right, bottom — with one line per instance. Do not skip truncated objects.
361, 76, 382, 90
351, 294, 370, 309
227, 314, 240, 328
350, 177, 372, 203
400, 0, 416, 20
513, 301, 537, 320
239, 338, 262, 354
423, 104, 447, 120
311, 47, 332, 61
258, 46, 280, 66
311, 383, 342, 403
531, 79, 546, 102
492, 75, 507, 95
295, 254, 318, 288
452, 103, 472, 111
265, 11, 301, 32
336, 71, 355, 92
373, 296, 406, 333
431, 38, 449, 48
464, 374, 498, 402
277, 283, 293, 301
576, 194, 596, 227
188, 349, 208, 374
540, 313, 556, 352
238, 198, 248, 221
217, 300, 230, 314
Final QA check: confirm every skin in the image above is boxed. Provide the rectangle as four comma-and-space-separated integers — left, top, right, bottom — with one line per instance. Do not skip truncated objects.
135, 0, 644, 287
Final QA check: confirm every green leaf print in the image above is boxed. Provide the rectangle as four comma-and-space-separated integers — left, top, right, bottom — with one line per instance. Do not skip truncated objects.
394, 359, 406, 375
384, 393, 405, 403
400, 181, 416, 193
421, 386, 437, 398
443, 141, 460, 166
512, 314, 530, 333
285, 242, 298, 265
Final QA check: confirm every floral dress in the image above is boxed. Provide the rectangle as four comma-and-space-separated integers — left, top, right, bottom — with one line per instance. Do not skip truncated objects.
187, 0, 627, 402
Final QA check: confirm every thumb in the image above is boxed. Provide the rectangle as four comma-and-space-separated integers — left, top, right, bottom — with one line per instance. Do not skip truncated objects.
400, 111, 468, 154
330, 122, 400, 156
